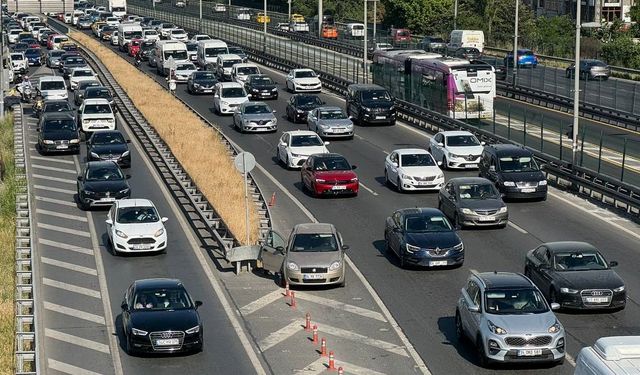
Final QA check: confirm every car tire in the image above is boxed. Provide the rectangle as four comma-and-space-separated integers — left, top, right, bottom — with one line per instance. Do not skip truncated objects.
441, 156, 448, 171
125, 333, 136, 355
455, 310, 465, 342
396, 177, 403, 193
384, 169, 390, 186
454, 213, 462, 229
399, 254, 406, 269
285, 155, 291, 170
549, 288, 558, 305
476, 337, 489, 368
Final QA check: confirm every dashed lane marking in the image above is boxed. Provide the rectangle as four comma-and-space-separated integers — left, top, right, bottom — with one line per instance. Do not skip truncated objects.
45, 329, 110, 354
239, 289, 282, 316
43, 301, 106, 325
318, 323, 409, 357
37, 222, 91, 237
331, 360, 388, 375
43, 277, 101, 298
34, 184, 77, 195
38, 238, 94, 256
36, 208, 88, 222
32, 174, 77, 184
257, 320, 301, 351
507, 221, 528, 234
35, 196, 77, 207
41, 257, 98, 275
567, 352, 576, 367
359, 182, 379, 196
296, 292, 387, 322
31, 155, 76, 164
47, 359, 104, 375
32, 164, 78, 174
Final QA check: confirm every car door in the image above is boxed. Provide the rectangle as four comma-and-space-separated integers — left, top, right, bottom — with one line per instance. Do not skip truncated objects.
260, 230, 286, 273
430, 133, 444, 160
121, 284, 133, 331
277, 133, 289, 162
528, 246, 551, 293
388, 211, 404, 255
301, 156, 313, 188
286, 71, 293, 88
468, 283, 483, 339
106, 204, 115, 238
307, 109, 318, 132
460, 280, 480, 335
386, 152, 399, 183
440, 181, 456, 218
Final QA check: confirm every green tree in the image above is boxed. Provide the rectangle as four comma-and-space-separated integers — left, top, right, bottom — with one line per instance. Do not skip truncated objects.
527, 16, 575, 56
381, 0, 453, 35
601, 36, 640, 68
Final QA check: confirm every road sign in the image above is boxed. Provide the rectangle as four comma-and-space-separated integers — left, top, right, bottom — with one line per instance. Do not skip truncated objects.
234, 152, 256, 174
165, 56, 177, 71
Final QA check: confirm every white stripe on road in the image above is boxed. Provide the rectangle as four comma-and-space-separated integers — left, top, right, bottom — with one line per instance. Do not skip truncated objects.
35, 196, 77, 207
239, 289, 282, 316
28, 140, 37, 144
43, 278, 101, 298
257, 320, 302, 351
566, 352, 576, 367
319, 323, 409, 357
36, 208, 88, 222
297, 357, 386, 375
32, 174, 77, 184
31, 155, 75, 164
34, 184, 77, 195
333, 360, 387, 375
37, 222, 91, 237
507, 221, 528, 234
32, 164, 77, 174
45, 329, 110, 354
39, 238, 94, 256
40, 257, 97, 275
47, 359, 104, 375
359, 182, 379, 196
296, 357, 328, 375
44, 301, 105, 325
296, 292, 386, 322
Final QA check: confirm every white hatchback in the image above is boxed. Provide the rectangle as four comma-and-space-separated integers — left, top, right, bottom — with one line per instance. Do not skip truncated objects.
69, 67, 97, 91
285, 68, 322, 93
213, 82, 249, 115
106, 199, 168, 254
276, 130, 330, 169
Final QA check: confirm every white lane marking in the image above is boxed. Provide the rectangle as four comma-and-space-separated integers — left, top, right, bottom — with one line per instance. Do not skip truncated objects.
37, 208, 88, 222
507, 221, 528, 234
331, 360, 387, 375
257, 320, 301, 351
470, 269, 479, 275
28, 140, 37, 144
319, 323, 409, 357
566, 352, 576, 367
37, 222, 91, 237
40, 257, 98, 275
38, 238, 94, 256
43, 301, 105, 325
35, 196, 77, 207
47, 359, 104, 375
32, 174, 77, 184
359, 181, 379, 196
43, 277, 101, 298
296, 292, 386, 322
31, 155, 75, 164
32, 164, 77, 174
45, 330, 110, 354
296, 357, 327, 375
34, 184, 77, 195
239, 289, 282, 316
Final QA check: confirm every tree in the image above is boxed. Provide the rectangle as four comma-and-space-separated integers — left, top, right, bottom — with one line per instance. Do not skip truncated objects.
382, 0, 453, 35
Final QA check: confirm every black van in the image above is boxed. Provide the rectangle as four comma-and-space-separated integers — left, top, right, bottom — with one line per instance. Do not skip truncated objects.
478, 144, 547, 200
345, 84, 396, 126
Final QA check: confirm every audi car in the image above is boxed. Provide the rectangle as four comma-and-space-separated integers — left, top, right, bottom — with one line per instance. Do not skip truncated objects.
285, 94, 324, 123
77, 161, 131, 210
37, 113, 80, 154
244, 74, 278, 100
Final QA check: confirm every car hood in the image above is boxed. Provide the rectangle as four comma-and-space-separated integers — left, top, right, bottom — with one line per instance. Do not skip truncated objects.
221, 97, 248, 105
194, 79, 217, 86
501, 170, 545, 182
314, 170, 357, 181
242, 113, 276, 122
174, 69, 197, 76
129, 309, 199, 332
82, 113, 114, 120
486, 311, 557, 335
83, 179, 129, 193
553, 269, 624, 290
90, 143, 128, 156
293, 77, 321, 84
399, 165, 442, 178
361, 100, 394, 110
445, 145, 484, 156
72, 76, 95, 82
116, 220, 164, 237
459, 198, 504, 210
317, 119, 353, 127
296, 104, 320, 111
41, 130, 78, 140
404, 231, 460, 248
250, 84, 277, 91
287, 250, 341, 268
289, 145, 328, 156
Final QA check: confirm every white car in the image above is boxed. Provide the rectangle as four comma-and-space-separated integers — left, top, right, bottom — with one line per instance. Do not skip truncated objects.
169, 28, 188, 42
158, 23, 176, 38
384, 148, 445, 192
110, 31, 119, 46
237, 8, 251, 20
105, 16, 120, 26
213, 82, 249, 115
7, 29, 23, 44
191, 34, 211, 43
142, 29, 159, 42
10, 52, 28, 73
69, 67, 97, 91
173, 62, 198, 82
276, 130, 330, 169
232, 63, 260, 85
285, 68, 322, 93
106, 199, 168, 254
176, 0, 186, 7
429, 131, 485, 170
212, 3, 226, 12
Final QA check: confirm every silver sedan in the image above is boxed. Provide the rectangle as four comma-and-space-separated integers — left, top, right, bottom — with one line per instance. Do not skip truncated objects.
233, 102, 278, 133
307, 106, 354, 139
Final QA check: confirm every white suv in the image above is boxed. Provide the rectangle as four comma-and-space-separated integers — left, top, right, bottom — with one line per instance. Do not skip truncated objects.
429, 131, 485, 170
78, 98, 116, 134
213, 82, 249, 115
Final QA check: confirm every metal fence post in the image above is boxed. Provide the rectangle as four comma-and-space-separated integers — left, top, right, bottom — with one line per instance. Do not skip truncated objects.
632, 84, 637, 114
507, 105, 511, 139
579, 129, 586, 166
621, 136, 627, 181
493, 108, 496, 134
559, 122, 564, 161
523, 108, 527, 146
540, 114, 544, 152
597, 80, 601, 107
613, 78, 618, 110
597, 130, 604, 174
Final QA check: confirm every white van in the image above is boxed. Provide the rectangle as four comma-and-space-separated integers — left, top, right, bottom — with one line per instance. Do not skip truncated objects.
343, 23, 365, 39
448, 30, 485, 53
196, 39, 228, 69
38, 76, 68, 100
118, 23, 143, 51
575, 336, 640, 375
154, 40, 189, 76
216, 54, 243, 81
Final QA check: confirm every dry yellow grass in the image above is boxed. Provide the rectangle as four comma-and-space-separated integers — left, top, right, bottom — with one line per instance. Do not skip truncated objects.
70, 32, 259, 246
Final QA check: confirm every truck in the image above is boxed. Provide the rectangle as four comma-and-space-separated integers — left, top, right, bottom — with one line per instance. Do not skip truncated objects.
109, 0, 127, 19
118, 23, 143, 52
153, 40, 189, 76
447, 30, 485, 54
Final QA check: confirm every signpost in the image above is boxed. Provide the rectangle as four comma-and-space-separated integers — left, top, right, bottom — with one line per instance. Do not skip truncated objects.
234, 152, 256, 246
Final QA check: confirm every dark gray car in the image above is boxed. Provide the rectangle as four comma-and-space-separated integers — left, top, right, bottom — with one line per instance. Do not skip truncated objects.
566, 59, 610, 80
419, 36, 447, 53
306, 106, 354, 139
438, 177, 508, 228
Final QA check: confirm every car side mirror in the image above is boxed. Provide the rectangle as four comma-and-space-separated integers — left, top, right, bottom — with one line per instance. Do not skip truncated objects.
489, 165, 496, 172
609, 260, 619, 267
121, 302, 128, 311
324, 141, 330, 146
391, 162, 398, 168
275, 246, 285, 254
437, 142, 444, 147
161, 217, 168, 223
468, 305, 480, 313
105, 218, 113, 225
125, 174, 131, 179
437, 161, 443, 167
351, 165, 357, 170
194, 300, 203, 309
550, 302, 560, 311
77, 175, 84, 181
341, 245, 349, 250
480, 141, 486, 146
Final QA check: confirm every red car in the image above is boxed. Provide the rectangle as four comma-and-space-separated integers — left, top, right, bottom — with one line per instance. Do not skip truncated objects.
301, 153, 359, 197
128, 38, 143, 57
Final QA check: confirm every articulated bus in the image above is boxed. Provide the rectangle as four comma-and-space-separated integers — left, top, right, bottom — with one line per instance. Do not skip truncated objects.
372, 49, 496, 120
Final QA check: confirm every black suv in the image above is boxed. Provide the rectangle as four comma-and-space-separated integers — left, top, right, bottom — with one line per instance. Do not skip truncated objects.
244, 74, 278, 100
478, 144, 547, 200
345, 84, 396, 126
37, 113, 80, 154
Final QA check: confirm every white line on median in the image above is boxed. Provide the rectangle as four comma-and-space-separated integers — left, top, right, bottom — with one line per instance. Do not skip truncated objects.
37, 222, 91, 237
32, 174, 77, 184
35, 196, 77, 207
34, 184, 77, 195
295, 292, 386, 322
330, 359, 387, 375
32, 164, 78, 174
257, 320, 302, 351
47, 358, 104, 375
36, 208, 88, 222
45, 329, 110, 354
40, 257, 98, 275
507, 221, 528, 234
43, 301, 105, 325
31, 155, 76, 164
318, 323, 409, 357
38, 238, 94, 256
239, 289, 283, 316
43, 277, 101, 298
359, 182, 379, 196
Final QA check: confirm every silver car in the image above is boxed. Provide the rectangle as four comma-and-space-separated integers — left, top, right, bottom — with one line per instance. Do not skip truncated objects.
307, 106, 354, 139
456, 272, 565, 367
438, 177, 508, 228
173, 62, 198, 83
566, 59, 610, 80
232, 102, 277, 133
259, 223, 347, 287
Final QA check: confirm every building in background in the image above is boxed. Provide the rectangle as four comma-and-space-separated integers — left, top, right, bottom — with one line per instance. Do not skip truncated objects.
530, 0, 636, 23
8, 0, 75, 14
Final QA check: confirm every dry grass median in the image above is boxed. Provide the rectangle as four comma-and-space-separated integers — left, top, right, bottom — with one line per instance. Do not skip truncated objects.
70, 32, 259, 246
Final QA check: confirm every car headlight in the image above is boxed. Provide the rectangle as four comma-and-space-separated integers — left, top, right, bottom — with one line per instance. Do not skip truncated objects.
115, 229, 128, 239
503, 181, 516, 186
488, 320, 507, 335
498, 206, 508, 213
296, 109, 304, 113
613, 285, 625, 292
290, 153, 303, 158
436, 173, 444, 180
328, 261, 341, 271
350, 177, 358, 182
132, 328, 148, 336
82, 119, 90, 124
560, 287, 579, 294
107, 119, 115, 123
539, 180, 548, 186
83, 189, 96, 196
90, 152, 100, 158
405, 243, 420, 253
154, 228, 165, 237
185, 325, 200, 334
287, 261, 299, 271
453, 243, 464, 252
449, 153, 463, 159
193, 83, 201, 88
221, 101, 229, 106
121, 150, 130, 157
272, 118, 277, 124
363, 107, 372, 112
315, 178, 326, 183
251, 88, 259, 92
460, 208, 473, 214
401, 174, 414, 181
42, 140, 54, 144
271, 87, 277, 91
319, 124, 329, 130
548, 320, 562, 334
70, 139, 80, 144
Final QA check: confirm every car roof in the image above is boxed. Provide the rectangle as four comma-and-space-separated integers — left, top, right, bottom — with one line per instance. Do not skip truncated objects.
347, 84, 385, 91
314, 153, 346, 160
134, 278, 184, 290
293, 68, 314, 72
83, 98, 110, 104
218, 53, 242, 60
43, 99, 70, 105
542, 241, 599, 253
487, 143, 532, 157
292, 223, 336, 235
117, 198, 154, 208
476, 272, 532, 289
39, 75, 65, 82
440, 130, 474, 137
41, 112, 74, 120
233, 63, 258, 68
285, 130, 318, 137
218, 82, 243, 87
396, 207, 442, 216
86, 160, 119, 168
316, 106, 342, 112
394, 148, 429, 155
449, 177, 492, 185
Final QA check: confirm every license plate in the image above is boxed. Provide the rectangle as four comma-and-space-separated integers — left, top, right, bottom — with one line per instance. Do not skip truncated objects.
100, 197, 116, 202
465, 164, 478, 168
56, 145, 68, 149
132, 244, 153, 250
303, 274, 324, 279
429, 261, 448, 266
332, 185, 347, 190
586, 297, 609, 303
478, 216, 496, 222
375, 115, 386, 120
521, 188, 536, 193
518, 349, 542, 357
261, 92, 270, 96
155, 338, 179, 346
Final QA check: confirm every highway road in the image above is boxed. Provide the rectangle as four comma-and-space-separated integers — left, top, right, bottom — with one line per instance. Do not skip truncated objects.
74, 22, 640, 375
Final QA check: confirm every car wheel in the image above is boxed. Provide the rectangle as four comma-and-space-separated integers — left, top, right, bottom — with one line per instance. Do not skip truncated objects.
454, 213, 462, 229
125, 333, 136, 355
476, 337, 489, 368
399, 254, 406, 269
285, 155, 291, 170
455, 310, 465, 342
441, 156, 448, 170
396, 177, 403, 193
549, 288, 558, 305
384, 169, 391, 186
286, 108, 293, 122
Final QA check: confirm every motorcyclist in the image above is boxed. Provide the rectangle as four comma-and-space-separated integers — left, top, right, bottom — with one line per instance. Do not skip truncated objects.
166, 71, 176, 95
134, 49, 143, 67
17, 76, 33, 101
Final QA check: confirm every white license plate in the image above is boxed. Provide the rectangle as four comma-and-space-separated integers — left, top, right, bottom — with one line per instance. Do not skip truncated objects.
56, 145, 68, 149
132, 244, 153, 250
429, 260, 448, 266
518, 349, 542, 357
155, 338, 179, 346
303, 274, 324, 279
465, 164, 478, 168
375, 115, 386, 120
478, 216, 496, 222
100, 197, 116, 202
261, 92, 270, 96
521, 188, 536, 193
332, 185, 347, 190
586, 297, 609, 303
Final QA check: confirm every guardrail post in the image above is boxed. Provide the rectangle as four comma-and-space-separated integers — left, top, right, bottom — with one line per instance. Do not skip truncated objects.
507, 105, 511, 139
540, 114, 544, 152
597, 130, 604, 174
554, 68, 558, 95
523, 108, 527, 147
613, 78, 618, 110
579, 130, 586, 167
620, 136, 627, 182
597, 79, 601, 107
559, 122, 564, 161
632, 84, 637, 114
493, 109, 496, 134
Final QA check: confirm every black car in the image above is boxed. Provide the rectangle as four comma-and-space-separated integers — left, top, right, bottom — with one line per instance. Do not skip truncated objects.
12, 42, 29, 53
37, 113, 80, 154
346, 84, 396, 126
478, 144, 547, 200
139, 41, 155, 61
384, 207, 464, 269
84, 86, 115, 106
245, 74, 278, 100
74, 80, 102, 106
187, 71, 218, 94
452, 47, 482, 60
86, 130, 131, 168
39, 99, 73, 118
76, 161, 131, 210
525, 241, 626, 311
121, 278, 203, 354
60, 55, 87, 78
285, 94, 324, 123
24, 48, 41, 65
228, 46, 248, 62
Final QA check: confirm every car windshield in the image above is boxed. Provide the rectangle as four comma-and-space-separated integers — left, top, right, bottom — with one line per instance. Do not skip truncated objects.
400, 153, 435, 167
41, 81, 66, 90
244, 105, 271, 114
132, 287, 192, 311
313, 157, 350, 171
144, 30, 157, 35
162, 23, 174, 28
92, 132, 125, 145
176, 64, 196, 71
228, 47, 244, 55
446, 135, 480, 147
11, 55, 23, 60
50, 51, 65, 57
79, 81, 99, 90
429, 37, 444, 43
361, 90, 391, 102
318, 110, 346, 120
404, 214, 452, 233
171, 29, 185, 34
499, 156, 539, 172
291, 135, 323, 147
588, 60, 607, 67
26, 48, 39, 55
84, 104, 112, 114
485, 288, 548, 315
554, 251, 608, 271
65, 57, 85, 64
251, 77, 273, 85
117, 206, 159, 224
522, 50, 534, 56
186, 43, 197, 51
86, 89, 112, 99
44, 103, 71, 112
237, 66, 259, 75
86, 165, 124, 181
291, 233, 338, 252
163, 50, 188, 60
223, 59, 242, 67
222, 87, 245, 97
195, 72, 216, 80
458, 183, 500, 200
297, 95, 322, 106
397, 30, 410, 36
295, 70, 316, 78
43, 119, 76, 131
73, 70, 93, 77
205, 47, 228, 57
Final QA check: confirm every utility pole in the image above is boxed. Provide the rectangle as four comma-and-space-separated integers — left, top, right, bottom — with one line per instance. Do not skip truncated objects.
363, 0, 367, 82
263, 0, 267, 52
199, 0, 202, 30
1, 11, 4, 119
317, 0, 322, 37
453, 0, 458, 30
572, 0, 582, 167
288, 0, 291, 22
512, 0, 519, 87
373, 0, 376, 43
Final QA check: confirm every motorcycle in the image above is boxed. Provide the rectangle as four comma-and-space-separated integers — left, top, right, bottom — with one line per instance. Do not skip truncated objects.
16, 84, 33, 103
33, 95, 44, 117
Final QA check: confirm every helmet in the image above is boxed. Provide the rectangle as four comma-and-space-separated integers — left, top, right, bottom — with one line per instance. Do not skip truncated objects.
23, 75, 29, 80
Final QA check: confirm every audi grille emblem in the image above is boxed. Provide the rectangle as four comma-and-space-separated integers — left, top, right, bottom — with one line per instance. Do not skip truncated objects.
312, 268, 316, 272
161, 332, 172, 339
106, 192, 110, 197
592, 291, 603, 296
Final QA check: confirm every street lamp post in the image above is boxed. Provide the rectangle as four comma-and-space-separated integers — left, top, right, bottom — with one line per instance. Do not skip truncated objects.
318, 0, 322, 37
373, 0, 376, 43
512, 0, 519, 86
199, 0, 202, 30
572, 0, 582, 167
453, 0, 458, 30
363, 0, 367, 82
263, 0, 267, 52
288, 0, 291, 21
